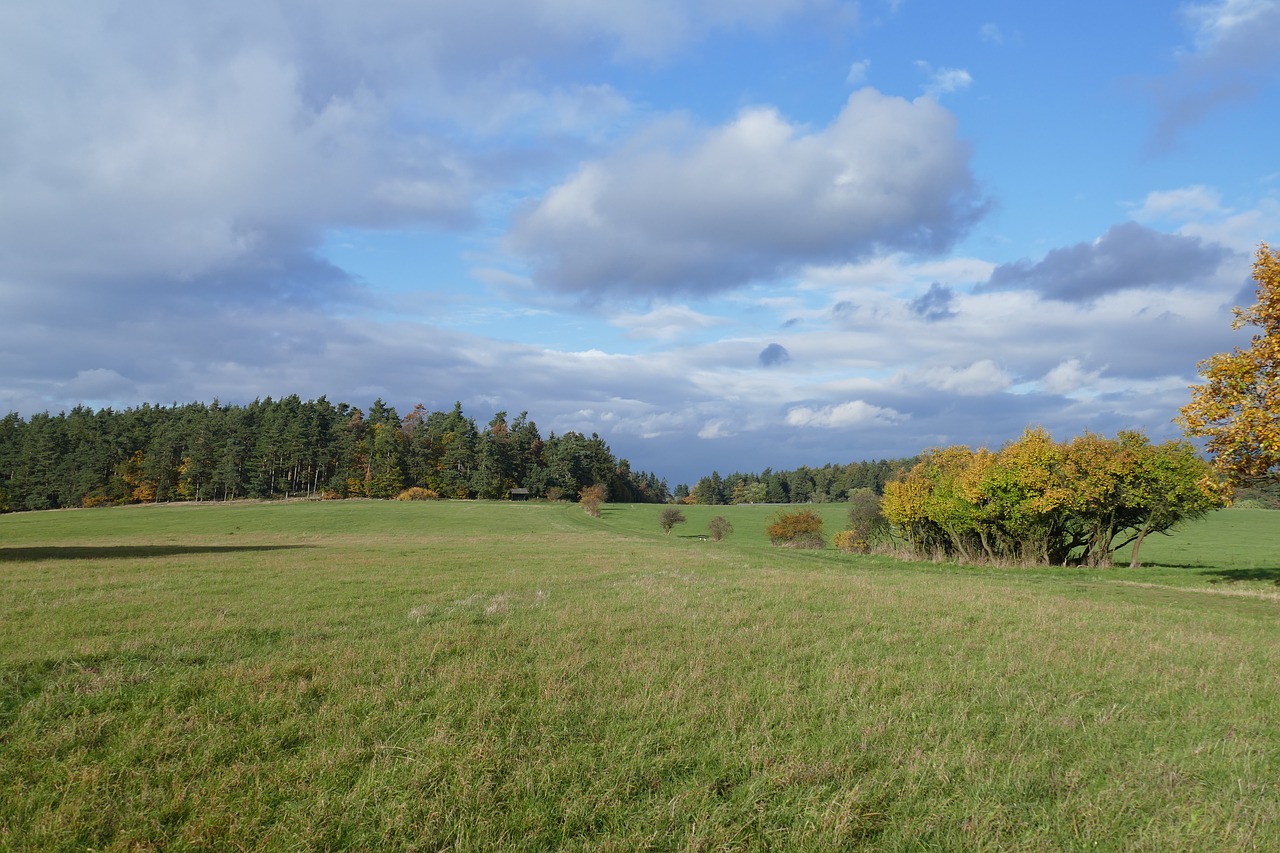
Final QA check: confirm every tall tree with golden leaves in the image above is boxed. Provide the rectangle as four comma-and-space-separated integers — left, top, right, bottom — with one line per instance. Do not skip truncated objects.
1179, 243, 1280, 484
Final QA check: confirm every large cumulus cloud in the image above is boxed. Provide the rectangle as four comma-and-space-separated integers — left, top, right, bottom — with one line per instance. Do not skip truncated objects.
508, 88, 986, 298
1, 1, 850, 311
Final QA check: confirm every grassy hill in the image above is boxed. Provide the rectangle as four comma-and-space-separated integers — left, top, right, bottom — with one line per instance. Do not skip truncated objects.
2, 500, 1277, 850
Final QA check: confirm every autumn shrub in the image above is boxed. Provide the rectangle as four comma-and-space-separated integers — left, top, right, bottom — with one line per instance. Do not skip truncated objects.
708, 516, 733, 542
766, 509, 825, 549
81, 493, 117, 509
580, 483, 607, 517
395, 487, 440, 501
833, 529, 868, 554
319, 489, 345, 500
545, 486, 566, 503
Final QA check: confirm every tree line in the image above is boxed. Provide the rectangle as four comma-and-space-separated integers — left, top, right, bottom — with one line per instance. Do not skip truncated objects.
676, 458, 915, 505
0, 397, 669, 512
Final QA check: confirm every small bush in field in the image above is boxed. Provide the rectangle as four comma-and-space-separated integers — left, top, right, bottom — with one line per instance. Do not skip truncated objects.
766, 509, 825, 549
834, 529, 869, 554
396, 487, 441, 501
545, 486, 566, 502
845, 488, 889, 547
580, 483, 607, 517
659, 507, 687, 536
708, 516, 733, 541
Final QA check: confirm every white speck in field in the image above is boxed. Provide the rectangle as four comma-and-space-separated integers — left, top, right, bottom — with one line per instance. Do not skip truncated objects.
484, 593, 512, 617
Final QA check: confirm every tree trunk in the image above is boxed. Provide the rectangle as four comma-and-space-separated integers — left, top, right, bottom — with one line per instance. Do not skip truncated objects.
1129, 526, 1151, 569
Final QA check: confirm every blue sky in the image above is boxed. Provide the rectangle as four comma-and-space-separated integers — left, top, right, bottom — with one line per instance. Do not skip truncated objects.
2, 0, 1278, 486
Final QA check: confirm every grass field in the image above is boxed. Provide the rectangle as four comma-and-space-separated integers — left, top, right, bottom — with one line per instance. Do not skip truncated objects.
1, 500, 1277, 850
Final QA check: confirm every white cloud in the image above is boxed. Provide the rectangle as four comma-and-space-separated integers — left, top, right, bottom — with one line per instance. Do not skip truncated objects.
784, 400, 906, 428
509, 88, 983, 297
908, 359, 1012, 395
915, 61, 973, 97
1179, 196, 1280, 253
1182, 0, 1279, 52
803, 253, 996, 293
1131, 185, 1226, 223
1040, 359, 1104, 395
979, 23, 1004, 44
60, 369, 136, 400
698, 419, 736, 439
847, 59, 871, 85
611, 304, 727, 340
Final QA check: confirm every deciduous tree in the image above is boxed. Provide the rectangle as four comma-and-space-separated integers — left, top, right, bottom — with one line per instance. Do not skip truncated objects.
1179, 243, 1280, 485
659, 507, 686, 536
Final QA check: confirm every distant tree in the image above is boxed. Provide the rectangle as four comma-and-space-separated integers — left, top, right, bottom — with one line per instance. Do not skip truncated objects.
472, 411, 515, 499
692, 471, 727, 505
765, 471, 788, 503
1179, 243, 1280, 485
708, 515, 733, 541
366, 420, 406, 498
659, 507, 686, 536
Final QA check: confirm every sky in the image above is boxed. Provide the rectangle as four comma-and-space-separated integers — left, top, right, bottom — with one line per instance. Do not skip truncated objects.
2, 1, 1279, 487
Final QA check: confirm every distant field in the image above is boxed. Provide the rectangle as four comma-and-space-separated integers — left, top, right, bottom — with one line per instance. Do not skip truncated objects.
1, 501, 1277, 850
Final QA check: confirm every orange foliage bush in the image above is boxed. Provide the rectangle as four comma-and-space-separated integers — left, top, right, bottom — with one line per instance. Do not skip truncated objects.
395, 487, 441, 501
766, 509, 825, 549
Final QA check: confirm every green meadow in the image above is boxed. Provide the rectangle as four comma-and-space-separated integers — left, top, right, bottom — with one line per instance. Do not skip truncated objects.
1, 500, 1277, 851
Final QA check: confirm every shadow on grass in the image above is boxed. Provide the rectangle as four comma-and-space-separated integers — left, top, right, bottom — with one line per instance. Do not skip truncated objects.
1136, 562, 1213, 570
0, 545, 315, 563
1201, 567, 1280, 586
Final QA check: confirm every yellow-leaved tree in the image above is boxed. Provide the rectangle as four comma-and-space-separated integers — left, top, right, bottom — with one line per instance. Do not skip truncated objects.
1179, 243, 1280, 484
